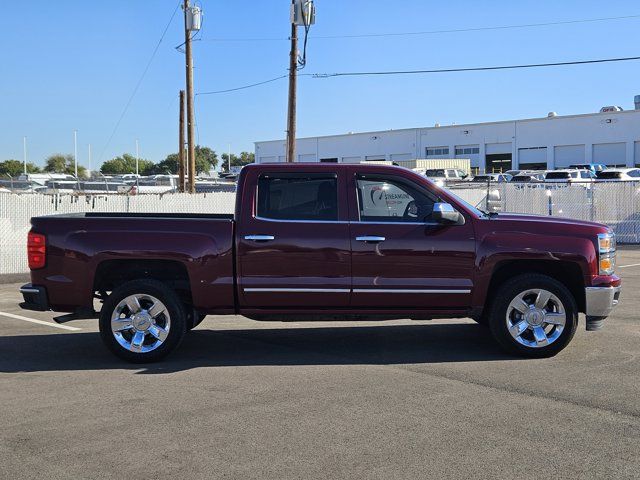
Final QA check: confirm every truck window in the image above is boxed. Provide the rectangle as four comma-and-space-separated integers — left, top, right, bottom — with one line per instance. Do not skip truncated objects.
257, 175, 338, 221
356, 176, 436, 223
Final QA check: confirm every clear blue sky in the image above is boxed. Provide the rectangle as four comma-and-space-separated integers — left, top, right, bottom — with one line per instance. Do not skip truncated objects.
1, 0, 639, 169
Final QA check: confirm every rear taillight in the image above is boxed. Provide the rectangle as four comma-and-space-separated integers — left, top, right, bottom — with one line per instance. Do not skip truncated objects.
27, 231, 46, 269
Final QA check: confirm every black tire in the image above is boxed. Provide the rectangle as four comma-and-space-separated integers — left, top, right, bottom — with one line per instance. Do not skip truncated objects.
99, 279, 187, 363
488, 273, 578, 358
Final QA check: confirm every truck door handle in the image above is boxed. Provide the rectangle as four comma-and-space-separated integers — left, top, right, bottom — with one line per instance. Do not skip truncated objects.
356, 236, 386, 243
244, 235, 275, 242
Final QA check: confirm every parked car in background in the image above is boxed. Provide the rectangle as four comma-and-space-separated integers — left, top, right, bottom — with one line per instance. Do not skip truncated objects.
21, 163, 622, 363
545, 169, 595, 184
569, 163, 607, 174
423, 168, 468, 186
595, 168, 640, 182
471, 173, 512, 183
510, 172, 545, 183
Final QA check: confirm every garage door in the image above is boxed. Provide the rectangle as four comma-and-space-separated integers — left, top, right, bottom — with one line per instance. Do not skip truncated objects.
593, 143, 626, 167
519, 147, 547, 165
485, 143, 511, 154
554, 145, 584, 168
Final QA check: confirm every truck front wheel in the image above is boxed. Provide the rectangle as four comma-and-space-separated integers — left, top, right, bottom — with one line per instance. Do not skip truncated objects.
488, 274, 578, 358
99, 279, 187, 363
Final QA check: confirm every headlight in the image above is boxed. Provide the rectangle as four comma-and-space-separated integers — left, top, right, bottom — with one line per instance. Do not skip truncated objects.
598, 232, 616, 275
598, 232, 616, 254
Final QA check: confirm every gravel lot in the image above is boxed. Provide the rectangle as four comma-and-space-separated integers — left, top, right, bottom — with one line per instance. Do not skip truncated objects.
1, 247, 639, 479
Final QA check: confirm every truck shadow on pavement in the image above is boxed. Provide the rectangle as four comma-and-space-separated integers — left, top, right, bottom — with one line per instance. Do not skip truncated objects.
0, 323, 520, 374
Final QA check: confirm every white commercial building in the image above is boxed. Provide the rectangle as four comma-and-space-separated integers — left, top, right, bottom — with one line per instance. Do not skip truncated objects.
255, 96, 640, 173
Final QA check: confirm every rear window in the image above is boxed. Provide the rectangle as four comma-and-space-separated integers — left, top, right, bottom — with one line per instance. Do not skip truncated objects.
425, 169, 445, 177
511, 176, 532, 182
596, 171, 622, 180
545, 172, 571, 180
257, 174, 338, 221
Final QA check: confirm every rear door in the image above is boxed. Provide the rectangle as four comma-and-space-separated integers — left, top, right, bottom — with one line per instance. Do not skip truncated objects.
348, 170, 476, 309
237, 169, 351, 308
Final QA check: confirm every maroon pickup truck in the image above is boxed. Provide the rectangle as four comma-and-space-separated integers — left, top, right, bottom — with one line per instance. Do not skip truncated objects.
20, 163, 621, 362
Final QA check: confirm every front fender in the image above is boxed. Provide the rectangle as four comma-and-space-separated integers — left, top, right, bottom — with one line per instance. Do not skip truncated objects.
472, 231, 596, 308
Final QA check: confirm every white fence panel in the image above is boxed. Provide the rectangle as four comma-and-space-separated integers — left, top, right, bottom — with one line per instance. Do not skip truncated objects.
0, 193, 237, 275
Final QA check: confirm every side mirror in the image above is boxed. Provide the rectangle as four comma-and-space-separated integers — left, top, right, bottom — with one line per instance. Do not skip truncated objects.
432, 202, 464, 225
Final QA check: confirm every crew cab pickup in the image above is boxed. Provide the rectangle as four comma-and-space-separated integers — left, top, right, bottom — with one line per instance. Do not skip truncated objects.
20, 163, 621, 362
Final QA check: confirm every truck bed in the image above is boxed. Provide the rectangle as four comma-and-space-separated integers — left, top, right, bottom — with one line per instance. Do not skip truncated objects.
29, 213, 236, 312
48, 212, 235, 220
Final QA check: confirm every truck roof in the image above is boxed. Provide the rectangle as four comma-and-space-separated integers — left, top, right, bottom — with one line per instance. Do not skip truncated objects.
244, 162, 410, 172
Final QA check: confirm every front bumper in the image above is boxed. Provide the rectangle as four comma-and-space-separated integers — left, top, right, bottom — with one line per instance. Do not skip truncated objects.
585, 286, 621, 318
19, 284, 50, 312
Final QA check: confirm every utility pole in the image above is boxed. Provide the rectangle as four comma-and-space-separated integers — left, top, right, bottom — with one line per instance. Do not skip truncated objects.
23, 136, 27, 175
135, 139, 140, 176
73, 130, 78, 177
184, 0, 197, 193
178, 90, 186, 192
285, 0, 298, 163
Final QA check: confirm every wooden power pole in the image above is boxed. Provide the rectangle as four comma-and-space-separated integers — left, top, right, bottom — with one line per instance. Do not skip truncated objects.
184, 0, 196, 192
285, 0, 298, 163
178, 90, 185, 192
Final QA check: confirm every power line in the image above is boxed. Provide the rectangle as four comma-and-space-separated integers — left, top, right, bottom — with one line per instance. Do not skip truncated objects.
201, 13, 640, 42
196, 55, 640, 95
196, 75, 288, 95
98, 1, 181, 162
311, 56, 640, 78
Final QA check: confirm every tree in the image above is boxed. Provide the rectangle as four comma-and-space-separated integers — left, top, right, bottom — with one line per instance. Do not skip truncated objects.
0, 160, 41, 177
100, 153, 155, 175
44, 154, 88, 178
153, 153, 179, 175
154, 145, 218, 175
194, 145, 218, 174
221, 151, 254, 171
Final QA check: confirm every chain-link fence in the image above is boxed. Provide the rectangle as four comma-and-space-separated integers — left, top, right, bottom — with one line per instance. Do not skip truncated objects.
449, 181, 640, 243
1, 182, 639, 275
0, 192, 236, 275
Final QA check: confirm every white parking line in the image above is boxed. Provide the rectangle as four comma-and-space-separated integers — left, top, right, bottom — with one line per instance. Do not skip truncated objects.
0, 311, 81, 331
619, 263, 640, 269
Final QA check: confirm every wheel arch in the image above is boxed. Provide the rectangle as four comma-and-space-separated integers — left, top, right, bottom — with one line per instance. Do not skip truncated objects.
484, 259, 585, 314
93, 259, 193, 306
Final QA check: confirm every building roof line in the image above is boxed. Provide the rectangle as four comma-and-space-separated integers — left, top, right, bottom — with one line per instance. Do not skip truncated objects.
254, 108, 640, 145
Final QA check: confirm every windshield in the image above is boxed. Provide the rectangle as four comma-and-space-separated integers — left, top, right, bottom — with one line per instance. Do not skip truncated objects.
596, 171, 622, 179
545, 172, 570, 179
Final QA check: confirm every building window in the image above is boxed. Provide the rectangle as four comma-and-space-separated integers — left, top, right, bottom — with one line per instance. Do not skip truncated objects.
425, 147, 449, 157
454, 146, 479, 155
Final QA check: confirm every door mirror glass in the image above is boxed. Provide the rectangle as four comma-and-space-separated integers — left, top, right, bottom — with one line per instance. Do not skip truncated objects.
432, 202, 463, 224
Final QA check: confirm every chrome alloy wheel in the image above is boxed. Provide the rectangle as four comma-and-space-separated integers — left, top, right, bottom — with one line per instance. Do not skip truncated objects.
505, 288, 566, 348
111, 294, 171, 353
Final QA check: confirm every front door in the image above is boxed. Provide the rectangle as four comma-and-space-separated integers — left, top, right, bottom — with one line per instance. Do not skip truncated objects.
349, 171, 476, 309
237, 170, 351, 308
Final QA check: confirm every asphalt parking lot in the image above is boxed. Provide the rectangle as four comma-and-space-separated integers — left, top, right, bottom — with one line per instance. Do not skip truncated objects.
1, 248, 639, 480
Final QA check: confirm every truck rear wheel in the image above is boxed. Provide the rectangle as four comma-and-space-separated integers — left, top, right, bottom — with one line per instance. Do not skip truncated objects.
488, 274, 578, 358
99, 279, 186, 363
